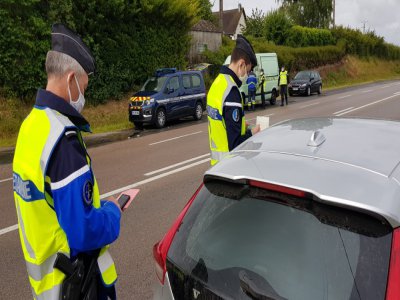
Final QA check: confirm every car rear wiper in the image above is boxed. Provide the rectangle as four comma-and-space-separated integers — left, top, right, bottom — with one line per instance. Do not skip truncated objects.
239, 270, 287, 300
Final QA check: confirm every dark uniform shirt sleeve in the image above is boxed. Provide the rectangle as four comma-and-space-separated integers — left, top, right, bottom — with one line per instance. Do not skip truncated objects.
45, 132, 121, 257
223, 87, 252, 151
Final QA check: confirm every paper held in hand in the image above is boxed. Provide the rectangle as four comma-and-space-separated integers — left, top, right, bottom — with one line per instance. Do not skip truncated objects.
256, 116, 269, 131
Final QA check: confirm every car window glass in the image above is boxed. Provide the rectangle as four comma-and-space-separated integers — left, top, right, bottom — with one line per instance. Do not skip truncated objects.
183, 75, 191, 89
166, 76, 180, 92
168, 186, 392, 300
141, 76, 167, 92
191, 75, 201, 88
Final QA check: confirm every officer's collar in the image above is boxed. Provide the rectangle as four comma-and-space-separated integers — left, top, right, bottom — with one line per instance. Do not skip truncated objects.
220, 65, 242, 88
35, 89, 91, 132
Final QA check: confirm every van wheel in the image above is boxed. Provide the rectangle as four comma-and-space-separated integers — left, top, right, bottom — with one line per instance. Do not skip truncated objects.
155, 108, 166, 128
270, 90, 276, 105
194, 102, 203, 120
318, 85, 322, 95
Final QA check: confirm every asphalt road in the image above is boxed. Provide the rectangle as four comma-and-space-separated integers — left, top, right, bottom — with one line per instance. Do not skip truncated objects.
1, 80, 400, 299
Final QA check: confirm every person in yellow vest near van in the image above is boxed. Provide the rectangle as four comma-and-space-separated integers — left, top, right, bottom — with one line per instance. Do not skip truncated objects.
13, 24, 121, 299
278, 65, 289, 106
259, 69, 266, 108
207, 35, 260, 165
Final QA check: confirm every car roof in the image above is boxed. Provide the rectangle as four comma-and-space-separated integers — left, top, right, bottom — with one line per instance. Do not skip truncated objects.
205, 117, 400, 227
155, 70, 202, 77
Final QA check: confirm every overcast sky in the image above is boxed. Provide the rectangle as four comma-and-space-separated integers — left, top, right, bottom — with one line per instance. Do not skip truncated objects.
212, 0, 400, 46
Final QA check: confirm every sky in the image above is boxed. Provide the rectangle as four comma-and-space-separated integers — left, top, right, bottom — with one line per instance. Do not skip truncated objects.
212, 0, 400, 46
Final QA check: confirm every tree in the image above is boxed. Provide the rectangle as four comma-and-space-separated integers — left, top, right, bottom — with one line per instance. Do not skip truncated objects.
243, 8, 265, 38
276, 0, 333, 29
197, 0, 214, 21
264, 9, 293, 45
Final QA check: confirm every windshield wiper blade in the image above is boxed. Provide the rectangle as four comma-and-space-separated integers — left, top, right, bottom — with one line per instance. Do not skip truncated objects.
239, 270, 287, 300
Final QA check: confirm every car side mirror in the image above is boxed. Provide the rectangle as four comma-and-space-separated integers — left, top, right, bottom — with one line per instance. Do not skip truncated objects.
310, 77, 314, 81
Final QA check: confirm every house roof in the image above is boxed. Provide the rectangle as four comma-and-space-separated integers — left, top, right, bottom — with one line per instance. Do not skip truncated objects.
212, 6, 246, 35
191, 20, 221, 33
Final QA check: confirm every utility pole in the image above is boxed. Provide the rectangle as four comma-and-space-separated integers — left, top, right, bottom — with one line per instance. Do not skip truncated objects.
332, 0, 335, 28
219, 0, 224, 38
361, 20, 367, 33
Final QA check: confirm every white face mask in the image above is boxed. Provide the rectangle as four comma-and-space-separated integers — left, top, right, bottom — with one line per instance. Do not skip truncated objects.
67, 75, 85, 113
239, 64, 248, 83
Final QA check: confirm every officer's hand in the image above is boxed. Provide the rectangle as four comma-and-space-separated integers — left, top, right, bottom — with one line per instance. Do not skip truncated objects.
251, 124, 261, 135
107, 196, 122, 212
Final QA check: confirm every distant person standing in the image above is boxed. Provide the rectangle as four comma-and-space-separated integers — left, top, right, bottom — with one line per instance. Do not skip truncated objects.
279, 65, 289, 106
246, 70, 257, 110
259, 69, 266, 108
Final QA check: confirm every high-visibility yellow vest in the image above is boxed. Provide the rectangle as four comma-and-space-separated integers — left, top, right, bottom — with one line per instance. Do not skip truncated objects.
207, 73, 246, 165
280, 70, 288, 85
13, 106, 117, 299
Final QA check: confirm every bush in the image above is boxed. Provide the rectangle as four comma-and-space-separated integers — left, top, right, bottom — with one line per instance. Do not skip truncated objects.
285, 25, 335, 47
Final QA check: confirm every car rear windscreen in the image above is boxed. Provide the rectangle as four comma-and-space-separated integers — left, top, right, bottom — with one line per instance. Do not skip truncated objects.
167, 183, 392, 300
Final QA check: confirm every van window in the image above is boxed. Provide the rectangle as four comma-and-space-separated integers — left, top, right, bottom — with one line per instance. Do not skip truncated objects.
183, 75, 191, 89
166, 76, 180, 92
260, 56, 278, 77
191, 75, 201, 88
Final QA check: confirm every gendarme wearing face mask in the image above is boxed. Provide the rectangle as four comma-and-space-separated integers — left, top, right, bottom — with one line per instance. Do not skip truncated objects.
67, 74, 86, 113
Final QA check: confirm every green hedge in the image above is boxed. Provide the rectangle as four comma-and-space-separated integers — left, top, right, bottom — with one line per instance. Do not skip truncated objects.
0, 0, 199, 104
332, 26, 400, 60
204, 37, 346, 74
285, 25, 335, 48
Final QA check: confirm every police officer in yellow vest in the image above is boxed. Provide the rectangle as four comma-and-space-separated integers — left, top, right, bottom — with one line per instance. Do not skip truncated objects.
279, 65, 289, 106
13, 24, 121, 299
207, 35, 260, 165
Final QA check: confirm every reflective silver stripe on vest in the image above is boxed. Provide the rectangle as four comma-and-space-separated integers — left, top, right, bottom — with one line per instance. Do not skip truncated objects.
98, 250, 114, 274
32, 283, 61, 300
221, 74, 236, 107
26, 253, 64, 281
211, 150, 228, 162
16, 200, 35, 259
40, 109, 75, 175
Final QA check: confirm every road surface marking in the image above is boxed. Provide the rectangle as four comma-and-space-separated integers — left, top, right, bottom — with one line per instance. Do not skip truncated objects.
338, 94, 352, 99
361, 89, 373, 93
145, 153, 210, 176
0, 158, 211, 236
0, 178, 12, 183
336, 94, 399, 116
149, 131, 202, 146
334, 107, 354, 115
300, 102, 320, 109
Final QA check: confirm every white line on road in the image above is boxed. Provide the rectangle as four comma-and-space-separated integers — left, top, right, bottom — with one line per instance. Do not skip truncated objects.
149, 131, 203, 146
334, 107, 354, 115
145, 154, 210, 176
0, 224, 18, 235
336, 94, 400, 116
0, 178, 12, 183
0, 157, 211, 236
338, 94, 352, 99
361, 89, 373, 93
300, 102, 320, 109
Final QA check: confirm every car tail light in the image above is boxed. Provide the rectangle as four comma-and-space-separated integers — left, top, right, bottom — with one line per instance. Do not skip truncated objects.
153, 183, 203, 284
386, 227, 400, 299
248, 179, 306, 198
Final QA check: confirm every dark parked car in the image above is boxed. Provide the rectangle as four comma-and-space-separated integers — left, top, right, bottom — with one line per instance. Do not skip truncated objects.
128, 68, 206, 129
153, 117, 400, 300
289, 70, 322, 96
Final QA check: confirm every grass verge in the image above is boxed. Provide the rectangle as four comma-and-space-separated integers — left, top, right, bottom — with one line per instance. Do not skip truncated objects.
1, 55, 400, 148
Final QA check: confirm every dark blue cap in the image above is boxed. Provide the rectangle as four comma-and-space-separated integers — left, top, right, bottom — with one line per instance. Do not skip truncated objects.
51, 23, 95, 75
236, 35, 257, 67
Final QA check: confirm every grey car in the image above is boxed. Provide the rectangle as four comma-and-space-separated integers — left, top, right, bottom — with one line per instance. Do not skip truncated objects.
153, 117, 400, 300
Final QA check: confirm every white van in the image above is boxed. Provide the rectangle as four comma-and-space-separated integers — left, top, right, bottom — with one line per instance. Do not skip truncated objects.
224, 53, 279, 107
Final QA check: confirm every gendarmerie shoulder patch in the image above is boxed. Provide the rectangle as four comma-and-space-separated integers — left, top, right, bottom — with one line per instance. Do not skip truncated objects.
232, 108, 240, 123
82, 180, 94, 206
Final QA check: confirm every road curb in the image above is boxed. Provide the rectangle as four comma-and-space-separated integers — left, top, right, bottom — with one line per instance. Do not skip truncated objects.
0, 128, 134, 165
